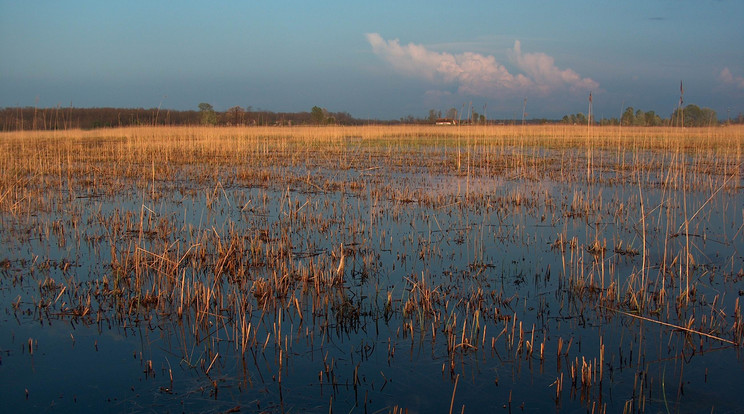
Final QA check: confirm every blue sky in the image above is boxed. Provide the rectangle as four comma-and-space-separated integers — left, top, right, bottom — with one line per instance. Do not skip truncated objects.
1, 1, 742, 120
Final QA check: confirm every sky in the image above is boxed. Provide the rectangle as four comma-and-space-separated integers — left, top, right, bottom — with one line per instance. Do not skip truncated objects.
1, 1, 742, 121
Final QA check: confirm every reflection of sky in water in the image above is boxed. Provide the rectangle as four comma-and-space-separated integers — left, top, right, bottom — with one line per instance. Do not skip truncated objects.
0, 157, 742, 412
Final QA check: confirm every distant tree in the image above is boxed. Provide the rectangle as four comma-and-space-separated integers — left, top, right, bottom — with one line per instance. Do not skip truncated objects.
599, 117, 620, 126
471, 110, 480, 124
445, 107, 458, 120
621, 107, 635, 126
561, 113, 589, 124
428, 109, 441, 123
644, 110, 662, 126
227, 106, 245, 126
634, 109, 646, 126
594, 107, 663, 126
672, 104, 718, 127
311, 106, 325, 124
333, 111, 354, 124
198, 103, 217, 126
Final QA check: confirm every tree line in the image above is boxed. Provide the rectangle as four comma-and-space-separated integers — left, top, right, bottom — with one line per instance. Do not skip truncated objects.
0, 104, 366, 131
2, 102, 740, 131
561, 104, 732, 127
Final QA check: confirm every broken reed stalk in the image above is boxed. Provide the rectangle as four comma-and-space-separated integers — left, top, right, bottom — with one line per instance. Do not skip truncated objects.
602, 306, 738, 346
449, 373, 459, 414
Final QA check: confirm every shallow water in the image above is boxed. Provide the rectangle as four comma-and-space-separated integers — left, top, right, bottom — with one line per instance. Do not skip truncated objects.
1, 135, 743, 413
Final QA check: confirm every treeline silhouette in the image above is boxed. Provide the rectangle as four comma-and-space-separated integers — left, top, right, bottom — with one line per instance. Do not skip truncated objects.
560, 105, 740, 127
0, 106, 366, 131
2, 105, 740, 131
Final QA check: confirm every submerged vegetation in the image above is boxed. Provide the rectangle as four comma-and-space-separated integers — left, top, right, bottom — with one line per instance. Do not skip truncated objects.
0, 124, 742, 412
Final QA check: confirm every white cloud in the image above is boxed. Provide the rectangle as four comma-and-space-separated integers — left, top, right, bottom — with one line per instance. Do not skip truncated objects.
719, 67, 744, 89
508, 40, 598, 93
366, 33, 460, 83
365, 33, 598, 98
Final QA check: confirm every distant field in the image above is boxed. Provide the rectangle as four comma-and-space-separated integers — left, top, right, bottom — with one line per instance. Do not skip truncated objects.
1, 125, 742, 412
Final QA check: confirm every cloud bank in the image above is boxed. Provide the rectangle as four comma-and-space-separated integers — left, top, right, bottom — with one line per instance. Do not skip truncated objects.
719, 67, 744, 89
366, 33, 598, 99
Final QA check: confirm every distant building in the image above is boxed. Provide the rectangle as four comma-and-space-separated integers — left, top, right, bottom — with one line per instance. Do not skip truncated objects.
435, 118, 457, 125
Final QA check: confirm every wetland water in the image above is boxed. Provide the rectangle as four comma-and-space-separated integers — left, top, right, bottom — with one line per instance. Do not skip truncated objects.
0, 126, 742, 413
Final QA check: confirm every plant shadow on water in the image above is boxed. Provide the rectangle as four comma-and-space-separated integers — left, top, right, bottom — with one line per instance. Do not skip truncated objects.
0, 125, 743, 413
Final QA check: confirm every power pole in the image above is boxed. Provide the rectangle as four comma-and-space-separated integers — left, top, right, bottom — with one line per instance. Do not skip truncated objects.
678, 81, 685, 127
521, 98, 527, 125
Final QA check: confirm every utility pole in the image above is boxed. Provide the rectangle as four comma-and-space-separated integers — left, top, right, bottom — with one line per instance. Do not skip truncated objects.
521, 98, 527, 125
679, 81, 684, 127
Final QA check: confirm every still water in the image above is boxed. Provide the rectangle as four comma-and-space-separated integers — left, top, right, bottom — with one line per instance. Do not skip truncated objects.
1, 143, 743, 413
